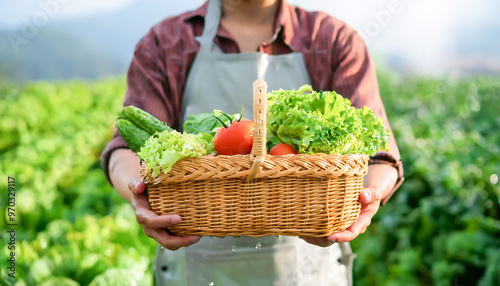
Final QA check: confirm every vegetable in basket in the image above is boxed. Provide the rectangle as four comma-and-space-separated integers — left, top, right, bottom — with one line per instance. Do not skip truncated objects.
183, 109, 239, 144
120, 105, 173, 135
116, 106, 213, 176
117, 106, 249, 177
138, 130, 213, 177
269, 143, 298, 155
116, 119, 151, 153
213, 111, 254, 155
267, 85, 389, 156
116, 105, 173, 153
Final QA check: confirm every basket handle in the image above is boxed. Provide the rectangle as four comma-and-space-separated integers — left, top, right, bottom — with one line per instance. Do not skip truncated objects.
247, 79, 268, 181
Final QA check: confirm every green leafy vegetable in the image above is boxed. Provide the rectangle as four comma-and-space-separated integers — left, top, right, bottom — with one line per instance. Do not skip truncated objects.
137, 130, 213, 177
267, 85, 389, 156
136, 109, 243, 176
183, 109, 240, 148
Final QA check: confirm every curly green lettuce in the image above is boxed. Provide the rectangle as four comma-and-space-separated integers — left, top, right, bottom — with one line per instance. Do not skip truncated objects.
267, 85, 389, 156
138, 130, 213, 176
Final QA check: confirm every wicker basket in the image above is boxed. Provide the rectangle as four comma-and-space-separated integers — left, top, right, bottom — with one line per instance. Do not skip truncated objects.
141, 79, 369, 237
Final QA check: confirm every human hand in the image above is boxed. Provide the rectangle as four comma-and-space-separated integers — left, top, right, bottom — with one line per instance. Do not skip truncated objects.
299, 186, 382, 247
128, 177, 201, 250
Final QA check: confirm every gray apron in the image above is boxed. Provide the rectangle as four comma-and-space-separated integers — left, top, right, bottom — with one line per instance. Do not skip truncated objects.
154, 0, 354, 284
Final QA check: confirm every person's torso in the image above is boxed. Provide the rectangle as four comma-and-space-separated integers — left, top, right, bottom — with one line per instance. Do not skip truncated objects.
154, 1, 352, 285
144, 0, 360, 129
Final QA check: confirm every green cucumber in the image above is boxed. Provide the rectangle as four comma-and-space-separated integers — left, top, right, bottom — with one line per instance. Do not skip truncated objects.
116, 119, 151, 153
121, 106, 172, 135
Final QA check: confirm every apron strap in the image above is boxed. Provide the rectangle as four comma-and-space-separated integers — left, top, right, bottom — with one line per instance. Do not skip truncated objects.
197, 0, 222, 54
339, 242, 356, 286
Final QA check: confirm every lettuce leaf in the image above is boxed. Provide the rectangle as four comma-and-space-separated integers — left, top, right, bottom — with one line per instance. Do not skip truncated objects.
267, 85, 389, 156
137, 130, 213, 177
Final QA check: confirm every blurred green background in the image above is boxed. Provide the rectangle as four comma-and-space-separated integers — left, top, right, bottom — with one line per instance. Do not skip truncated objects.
1, 73, 498, 285
1, 0, 500, 285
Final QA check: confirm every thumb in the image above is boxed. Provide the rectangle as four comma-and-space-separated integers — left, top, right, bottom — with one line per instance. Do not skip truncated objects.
360, 186, 381, 204
128, 177, 146, 194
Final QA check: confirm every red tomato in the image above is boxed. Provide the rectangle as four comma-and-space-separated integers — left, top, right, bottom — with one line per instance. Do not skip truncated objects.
214, 119, 254, 155
269, 143, 298, 155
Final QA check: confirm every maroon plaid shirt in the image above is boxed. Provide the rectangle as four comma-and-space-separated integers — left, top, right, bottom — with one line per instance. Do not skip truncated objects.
102, 0, 404, 204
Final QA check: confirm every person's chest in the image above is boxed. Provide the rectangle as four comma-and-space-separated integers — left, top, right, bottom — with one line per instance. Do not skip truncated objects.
219, 18, 275, 53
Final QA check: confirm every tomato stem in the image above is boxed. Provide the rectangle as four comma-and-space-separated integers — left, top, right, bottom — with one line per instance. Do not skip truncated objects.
213, 115, 228, 128
220, 112, 233, 124
237, 106, 244, 122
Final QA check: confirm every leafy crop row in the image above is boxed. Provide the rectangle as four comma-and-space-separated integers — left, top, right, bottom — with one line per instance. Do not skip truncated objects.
351, 74, 500, 285
0, 79, 156, 285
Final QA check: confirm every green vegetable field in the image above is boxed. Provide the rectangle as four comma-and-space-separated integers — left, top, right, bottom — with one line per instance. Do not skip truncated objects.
1, 74, 499, 285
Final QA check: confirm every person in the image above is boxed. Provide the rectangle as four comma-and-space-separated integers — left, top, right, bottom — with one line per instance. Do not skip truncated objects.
101, 0, 404, 285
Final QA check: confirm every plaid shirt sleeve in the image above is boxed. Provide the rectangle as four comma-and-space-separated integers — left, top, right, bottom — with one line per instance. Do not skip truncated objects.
328, 26, 404, 205
100, 27, 176, 184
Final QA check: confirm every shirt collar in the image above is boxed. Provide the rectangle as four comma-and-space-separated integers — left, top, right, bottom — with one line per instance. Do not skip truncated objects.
185, 0, 298, 51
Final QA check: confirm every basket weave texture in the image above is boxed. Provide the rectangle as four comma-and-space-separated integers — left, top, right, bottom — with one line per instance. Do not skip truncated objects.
141, 79, 369, 237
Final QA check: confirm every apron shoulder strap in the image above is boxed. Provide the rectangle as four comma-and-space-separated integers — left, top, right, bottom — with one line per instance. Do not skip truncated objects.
198, 0, 222, 54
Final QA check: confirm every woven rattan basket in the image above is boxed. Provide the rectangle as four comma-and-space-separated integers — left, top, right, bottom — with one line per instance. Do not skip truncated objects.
141, 79, 369, 237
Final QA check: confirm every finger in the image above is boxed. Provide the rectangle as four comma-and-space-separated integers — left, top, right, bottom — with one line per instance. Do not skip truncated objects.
345, 214, 372, 237
328, 213, 372, 242
360, 187, 382, 205
132, 193, 183, 229
327, 228, 356, 243
136, 208, 184, 229
128, 177, 146, 194
152, 229, 201, 250
130, 191, 152, 211
299, 236, 334, 247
